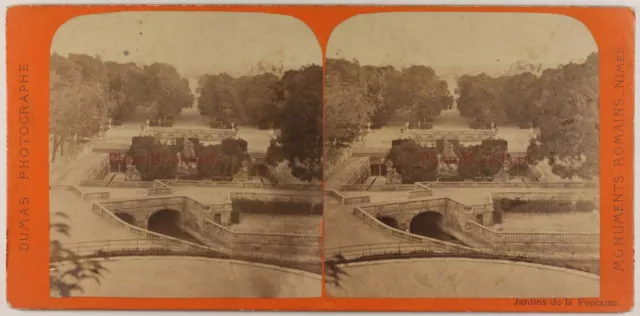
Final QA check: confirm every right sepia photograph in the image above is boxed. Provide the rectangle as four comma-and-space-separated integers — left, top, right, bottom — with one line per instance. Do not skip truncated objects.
323, 13, 600, 298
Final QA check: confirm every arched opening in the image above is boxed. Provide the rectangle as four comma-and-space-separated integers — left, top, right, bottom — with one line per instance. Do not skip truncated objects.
377, 216, 400, 229
409, 211, 459, 243
147, 209, 201, 244
115, 213, 136, 226
475, 214, 484, 224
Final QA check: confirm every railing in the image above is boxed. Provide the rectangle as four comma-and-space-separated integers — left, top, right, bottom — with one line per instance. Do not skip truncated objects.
466, 221, 600, 244
345, 160, 371, 185
324, 242, 600, 274
54, 239, 320, 274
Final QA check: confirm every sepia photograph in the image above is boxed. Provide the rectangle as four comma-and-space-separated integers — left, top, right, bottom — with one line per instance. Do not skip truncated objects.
323, 12, 600, 298
48, 12, 323, 298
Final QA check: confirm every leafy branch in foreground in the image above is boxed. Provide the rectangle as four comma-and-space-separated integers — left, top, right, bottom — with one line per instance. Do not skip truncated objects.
49, 212, 110, 298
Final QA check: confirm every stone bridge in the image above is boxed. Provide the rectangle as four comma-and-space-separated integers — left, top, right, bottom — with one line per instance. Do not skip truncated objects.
359, 197, 492, 233
99, 196, 233, 231
351, 190, 600, 249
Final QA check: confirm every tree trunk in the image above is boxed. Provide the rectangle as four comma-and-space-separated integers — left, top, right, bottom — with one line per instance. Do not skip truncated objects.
60, 138, 65, 157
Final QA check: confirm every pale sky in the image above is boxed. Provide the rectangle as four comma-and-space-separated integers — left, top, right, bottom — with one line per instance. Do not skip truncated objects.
51, 12, 322, 78
328, 12, 598, 77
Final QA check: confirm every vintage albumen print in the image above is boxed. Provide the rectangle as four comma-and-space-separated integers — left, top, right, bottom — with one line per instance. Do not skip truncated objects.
49, 12, 323, 298
324, 12, 600, 298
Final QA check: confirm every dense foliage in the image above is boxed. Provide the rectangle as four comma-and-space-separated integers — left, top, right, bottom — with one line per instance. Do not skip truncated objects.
387, 139, 508, 183
325, 59, 453, 146
454, 53, 599, 179
50, 53, 194, 161
494, 198, 597, 214
231, 200, 323, 216
198, 65, 322, 181
126, 137, 250, 181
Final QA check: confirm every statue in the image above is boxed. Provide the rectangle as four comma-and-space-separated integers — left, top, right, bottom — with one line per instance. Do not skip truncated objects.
438, 139, 459, 174
176, 137, 198, 176
107, 118, 112, 129
385, 160, 402, 184
124, 156, 141, 181
367, 122, 372, 134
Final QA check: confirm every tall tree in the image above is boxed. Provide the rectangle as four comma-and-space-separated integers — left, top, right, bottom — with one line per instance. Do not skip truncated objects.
50, 58, 114, 162
527, 53, 599, 179
268, 65, 323, 181
324, 59, 373, 145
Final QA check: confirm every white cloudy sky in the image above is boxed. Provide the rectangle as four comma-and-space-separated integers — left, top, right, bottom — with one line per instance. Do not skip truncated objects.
51, 11, 322, 78
328, 12, 598, 77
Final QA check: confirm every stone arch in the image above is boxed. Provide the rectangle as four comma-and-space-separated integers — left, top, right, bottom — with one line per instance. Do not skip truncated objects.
409, 211, 447, 239
377, 216, 400, 229
148, 209, 183, 236
115, 212, 136, 226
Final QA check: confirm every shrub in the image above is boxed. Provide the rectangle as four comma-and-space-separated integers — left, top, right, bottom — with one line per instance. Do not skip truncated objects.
575, 200, 598, 212
230, 199, 322, 216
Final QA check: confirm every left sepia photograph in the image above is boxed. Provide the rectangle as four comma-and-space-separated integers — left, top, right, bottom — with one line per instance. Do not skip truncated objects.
48, 12, 323, 298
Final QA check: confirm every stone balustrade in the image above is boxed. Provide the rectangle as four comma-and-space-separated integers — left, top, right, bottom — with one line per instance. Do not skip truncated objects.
67, 185, 110, 201
100, 196, 185, 211
325, 190, 371, 205
409, 129, 497, 142
148, 127, 237, 141
408, 190, 433, 199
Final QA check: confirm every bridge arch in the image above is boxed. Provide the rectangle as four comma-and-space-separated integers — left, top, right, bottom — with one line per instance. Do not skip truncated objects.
409, 211, 445, 238
148, 209, 183, 235
115, 213, 136, 226
377, 216, 400, 229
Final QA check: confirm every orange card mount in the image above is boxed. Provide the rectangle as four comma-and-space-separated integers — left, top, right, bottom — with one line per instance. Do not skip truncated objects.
6, 5, 635, 312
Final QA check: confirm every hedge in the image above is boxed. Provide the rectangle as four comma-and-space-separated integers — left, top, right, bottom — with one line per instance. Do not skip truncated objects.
230, 200, 323, 218
495, 198, 596, 213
